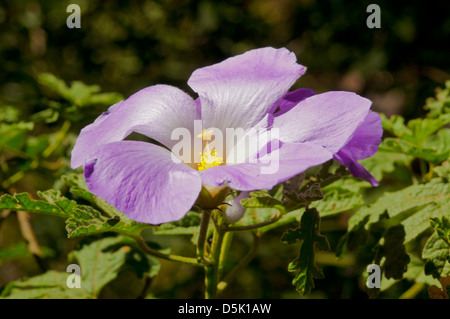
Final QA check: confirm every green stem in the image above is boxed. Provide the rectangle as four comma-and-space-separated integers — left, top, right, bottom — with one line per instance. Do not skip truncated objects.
217, 232, 260, 295
204, 212, 226, 299
226, 209, 283, 232
197, 210, 211, 263
136, 236, 202, 267
218, 231, 233, 279
43, 120, 71, 158
399, 282, 424, 299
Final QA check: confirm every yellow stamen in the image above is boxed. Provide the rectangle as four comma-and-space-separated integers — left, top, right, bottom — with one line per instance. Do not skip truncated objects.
197, 128, 223, 171
197, 128, 215, 141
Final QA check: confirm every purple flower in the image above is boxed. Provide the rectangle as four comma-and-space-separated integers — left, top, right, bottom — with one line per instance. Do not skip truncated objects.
71, 47, 382, 224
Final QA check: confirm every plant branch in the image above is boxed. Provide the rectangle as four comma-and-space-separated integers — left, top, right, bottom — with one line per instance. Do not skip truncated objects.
136, 235, 202, 267
218, 232, 260, 295
197, 210, 211, 263
226, 210, 283, 232
218, 231, 233, 279
204, 211, 226, 299
17, 211, 47, 272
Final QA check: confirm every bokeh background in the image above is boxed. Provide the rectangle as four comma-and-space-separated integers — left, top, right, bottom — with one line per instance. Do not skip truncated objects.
0, 0, 449, 298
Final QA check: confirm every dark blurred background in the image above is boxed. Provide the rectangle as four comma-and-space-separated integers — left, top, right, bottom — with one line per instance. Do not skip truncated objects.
1, 0, 449, 121
0, 0, 449, 299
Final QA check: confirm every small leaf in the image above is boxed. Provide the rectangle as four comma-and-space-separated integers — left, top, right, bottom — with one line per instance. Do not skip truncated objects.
375, 225, 410, 280
429, 216, 450, 247
38, 73, 71, 99
0, 236, 161, 299
0, 192, 67, 218
348, 178, 449, 244
422, 232, 450, 279
1, 180, 151, 239
424, 80, 450, 119
69, 236, 130, 297
0, 271, 90, 299
0, 243, 54, 262
282, 208, 330, 295
241, 193, 283, 209
152, 211, 203, 244
434, 161, 450, 179
310, 189, 364, 217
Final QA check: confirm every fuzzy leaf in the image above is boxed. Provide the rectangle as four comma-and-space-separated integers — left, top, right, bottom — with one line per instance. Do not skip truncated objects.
374, 225, 410, 280
349, 178, 449, 244
423, 232, 450, 279
281, 208, 330, 295
0, 271, 90, 299
0, 179, 151, 239
0, 236, 160, 299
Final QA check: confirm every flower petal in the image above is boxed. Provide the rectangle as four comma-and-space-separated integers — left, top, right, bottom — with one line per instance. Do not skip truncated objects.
273, 91, 372, 153
83, 141, 202, 224
188, 47, 306, 132
200, 142, 332, 191
270, 88, 316, 116
334, 150, 378, 186
71, 85, 198, 168
339, 110, 382, 160
334, 110, 382, 186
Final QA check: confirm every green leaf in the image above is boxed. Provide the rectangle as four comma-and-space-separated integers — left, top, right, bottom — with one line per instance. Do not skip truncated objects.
310, 189, 364, 217
38, 73, 123, 108
434, 161, 450, 179
0, 105, 20, 123
358, 151, 412, 182
379, 109, 449, 163
374, 225, 410, 280
0, 271, 91, 299
381, 112, 448, 145
0, 243, 54, 263
1, 236, 160, 299
0, 192, 67, 218
0, 178, 151, 239
233, 189, 298, 234
430, 216, 450, 247
38, 73, 71, 99
424, 80, 450, 119
62, 174, 150, 238
380, 114, 411, 138
69, 237, 135, 297
379, 137, 449, 163
281, 208, 330, 295
241, 193, 284, 210
422, 233, 450, 279
0, 122, 34, 149
152, 211, 203, 245
349, 178, 449, 244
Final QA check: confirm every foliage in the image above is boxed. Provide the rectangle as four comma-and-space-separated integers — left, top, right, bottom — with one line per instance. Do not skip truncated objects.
340, 82, 450, 297
1, 236, 160, 299
1, 73, 449, 299
1, 0, 450, 297
281, 208, 330, 295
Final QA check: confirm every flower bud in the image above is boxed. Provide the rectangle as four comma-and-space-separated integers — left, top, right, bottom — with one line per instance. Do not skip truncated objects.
224, 191, 249, 223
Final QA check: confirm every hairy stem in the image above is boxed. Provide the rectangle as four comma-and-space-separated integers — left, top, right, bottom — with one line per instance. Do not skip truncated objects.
218, 232, 260, 295
204, 212, 226, 299
197, 210, 211, 263
218, 231, 233, 279
136, 236, 202, 267
226, 209, 283, 232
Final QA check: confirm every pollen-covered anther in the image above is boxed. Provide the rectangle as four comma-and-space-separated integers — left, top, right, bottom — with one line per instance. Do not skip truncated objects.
197, 128, 223, 171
